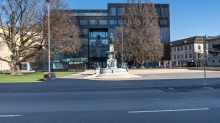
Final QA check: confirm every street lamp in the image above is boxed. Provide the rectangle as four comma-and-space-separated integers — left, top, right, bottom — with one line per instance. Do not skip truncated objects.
115, 27, 124, 65
46, 0, 51, 72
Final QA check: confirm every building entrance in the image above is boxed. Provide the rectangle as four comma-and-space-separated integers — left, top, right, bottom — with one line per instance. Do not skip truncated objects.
89, 29, 108, 69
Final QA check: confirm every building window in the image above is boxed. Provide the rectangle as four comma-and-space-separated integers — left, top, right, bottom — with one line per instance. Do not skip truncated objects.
110, 20, 117, 25
213, 60, 215, 63
185, 54, 188, 59
99, 20, 107, 25
79, 20, 87, 25
177, 47, 180, 51
73, 12, 108, 16
118, 7, 123, 16
155, 7, 169, 16
89, 30, 108, 38
156, 7, 161, 16
90, 20, 97, 25
0, 42, 3, 51
198, 45, 201, 50
81, 29, 88, 34
174, 47, 176, 52
159, 19, 168, 26
161, 7, 169, 16
110, 7, 116, 16
174, 55, 176, 59
118, 20, 123, 25
189, 53, 192, 58
185, 46, 187, 50
189, 45, 191, 50
199, 53, 201, 58
181, 46, 183, 51
0, 63, 2, 67
177, 55, 179, 59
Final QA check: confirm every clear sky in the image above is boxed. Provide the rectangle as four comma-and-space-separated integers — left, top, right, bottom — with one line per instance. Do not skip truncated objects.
65, 0, 220, 41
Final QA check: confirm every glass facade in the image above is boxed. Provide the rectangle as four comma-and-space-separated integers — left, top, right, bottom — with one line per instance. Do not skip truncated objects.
50, 38, 88, 70
43, 3, 170, 70
88, 29, 108, 68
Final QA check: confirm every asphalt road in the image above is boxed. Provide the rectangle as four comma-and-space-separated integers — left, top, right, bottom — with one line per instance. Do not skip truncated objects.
1, 89, 220, 123
1, 70, 220, 123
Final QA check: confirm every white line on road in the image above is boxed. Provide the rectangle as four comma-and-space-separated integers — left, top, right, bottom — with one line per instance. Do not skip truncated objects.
128, 108, 210, 113
0, 115, 23, 118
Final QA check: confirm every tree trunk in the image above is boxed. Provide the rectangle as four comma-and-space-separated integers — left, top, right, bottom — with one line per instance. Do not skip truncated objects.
139, 60, 145, 69
140, 65, 145, 69
10, 64, 23, 75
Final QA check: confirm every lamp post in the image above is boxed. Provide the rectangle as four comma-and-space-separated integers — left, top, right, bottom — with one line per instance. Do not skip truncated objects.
115, 27, 124, 64
46, 0, 51, 73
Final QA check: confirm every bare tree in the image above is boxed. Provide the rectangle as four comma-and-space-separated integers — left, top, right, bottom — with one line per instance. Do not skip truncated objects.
0, 0, 81, 75
115, 0, 164, 69
47, 0, 81, 54
178, 52, 184, 68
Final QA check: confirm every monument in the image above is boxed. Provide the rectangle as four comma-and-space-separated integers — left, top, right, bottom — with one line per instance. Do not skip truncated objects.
85, 33, 140, 79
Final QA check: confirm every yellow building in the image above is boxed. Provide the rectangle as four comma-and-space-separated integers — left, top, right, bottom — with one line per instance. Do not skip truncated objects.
0, 40, 11, 71
0, 28, 40, 72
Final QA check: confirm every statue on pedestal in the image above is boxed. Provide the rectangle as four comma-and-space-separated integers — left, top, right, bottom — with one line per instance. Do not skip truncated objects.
109, 33, 114, 44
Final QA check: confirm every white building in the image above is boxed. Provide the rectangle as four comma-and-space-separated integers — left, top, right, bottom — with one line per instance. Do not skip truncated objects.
207, 36, 220, 66
170, 36, 213, 67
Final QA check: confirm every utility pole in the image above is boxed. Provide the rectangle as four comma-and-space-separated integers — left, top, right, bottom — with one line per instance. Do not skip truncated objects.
46, 0, 51, 73
203, 35, 207, 85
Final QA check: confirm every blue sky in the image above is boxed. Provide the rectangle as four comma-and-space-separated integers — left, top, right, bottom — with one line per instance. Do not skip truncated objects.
65, 0, 220, 41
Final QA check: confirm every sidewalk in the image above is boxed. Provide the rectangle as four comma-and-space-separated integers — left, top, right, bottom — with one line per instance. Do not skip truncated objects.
78, 69, 204, 75
0, 69, 219, 93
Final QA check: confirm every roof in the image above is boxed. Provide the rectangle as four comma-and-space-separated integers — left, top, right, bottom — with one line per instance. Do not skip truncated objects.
170, 36, 214, 47
207, 35, 220, 41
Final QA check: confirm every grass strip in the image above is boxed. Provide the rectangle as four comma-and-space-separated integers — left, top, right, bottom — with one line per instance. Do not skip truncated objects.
0, 72, 76, 82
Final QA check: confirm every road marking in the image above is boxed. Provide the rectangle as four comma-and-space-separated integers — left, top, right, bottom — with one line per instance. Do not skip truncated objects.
0, 115, 23, 117
128, 108, 209, 113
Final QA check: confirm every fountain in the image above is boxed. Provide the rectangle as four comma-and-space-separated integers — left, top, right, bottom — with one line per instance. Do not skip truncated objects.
85, 33, 141, 79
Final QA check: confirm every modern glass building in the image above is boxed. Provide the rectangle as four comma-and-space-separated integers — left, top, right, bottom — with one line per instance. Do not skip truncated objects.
49, 3, 170, 70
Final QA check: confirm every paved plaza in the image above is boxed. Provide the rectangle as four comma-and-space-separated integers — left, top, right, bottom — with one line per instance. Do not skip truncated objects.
66, 69, 220, 81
